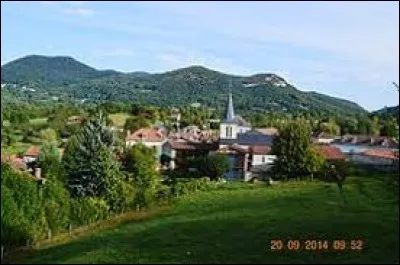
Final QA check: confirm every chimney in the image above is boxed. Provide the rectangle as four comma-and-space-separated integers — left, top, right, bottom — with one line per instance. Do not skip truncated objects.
35, 167, 42, 179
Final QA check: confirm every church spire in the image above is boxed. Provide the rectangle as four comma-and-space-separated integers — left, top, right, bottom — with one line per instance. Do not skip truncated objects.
224, 82, 235, 122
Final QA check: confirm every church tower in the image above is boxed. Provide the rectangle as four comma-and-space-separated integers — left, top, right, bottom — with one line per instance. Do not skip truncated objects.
219, 93, 238, 140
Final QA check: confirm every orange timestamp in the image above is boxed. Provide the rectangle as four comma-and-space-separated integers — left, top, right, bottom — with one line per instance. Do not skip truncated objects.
270, 239, 364, 251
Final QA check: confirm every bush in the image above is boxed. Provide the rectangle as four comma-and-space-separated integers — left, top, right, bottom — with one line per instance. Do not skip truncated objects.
69, 197, 109, 226
1, 163, 48, 246
171, 177, 217, 197
42, 180, 70, 234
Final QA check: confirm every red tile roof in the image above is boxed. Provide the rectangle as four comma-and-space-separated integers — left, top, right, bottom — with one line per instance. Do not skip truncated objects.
250, 145, 272, 155
24, 145, 41, 157
224, 144, 272, 155
362, 149, 399, 160
126, 128, 166, 142
315, 145, 345, 160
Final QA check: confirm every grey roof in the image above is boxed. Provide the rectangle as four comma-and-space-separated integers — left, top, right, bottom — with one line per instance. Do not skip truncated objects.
219, 129, 275, 146
223, 93, 235, 123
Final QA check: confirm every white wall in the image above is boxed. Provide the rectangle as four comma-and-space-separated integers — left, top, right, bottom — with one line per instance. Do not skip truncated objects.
219, 123, 238, 139
237, 126, 251, 134
317, 138, 335, 144
23, 156, 36, 164
252, 155, 276, 166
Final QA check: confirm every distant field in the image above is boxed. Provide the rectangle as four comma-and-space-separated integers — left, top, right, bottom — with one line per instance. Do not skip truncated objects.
10, 172, 399, 264
29, 117, 48, 125
109, 113, 132, 127
1, 142, 31, 155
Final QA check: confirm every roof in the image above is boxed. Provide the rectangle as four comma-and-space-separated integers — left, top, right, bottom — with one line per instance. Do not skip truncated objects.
224, 93, 235, 123
312, 131, 336, 138
315, 145, 345, 160
24, 145, 41, 157
255, 127, 279, 136
167, 139, 219, 151
126, 128, 166, 142
338, 135, 398, 148
219, 144, 272, 155
361, 149, 399, 160
1, 154, 26, 171
219, 129, 275, 146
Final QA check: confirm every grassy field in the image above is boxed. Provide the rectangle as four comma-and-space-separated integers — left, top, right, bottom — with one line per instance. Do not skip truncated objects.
29, 117, 48, 125
109, 113, 132, 127
7, 173, 399, 264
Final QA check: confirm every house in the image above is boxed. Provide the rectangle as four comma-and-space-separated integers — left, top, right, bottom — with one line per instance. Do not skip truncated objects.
349, 149, 399, 168
23, 145, 41, 164
338, 134, 398, 148
217, 93, 277, 181
163, 139, 219, 169
312, 132, 337, 144
315, 144, 346, 161
125, 128, 167, 160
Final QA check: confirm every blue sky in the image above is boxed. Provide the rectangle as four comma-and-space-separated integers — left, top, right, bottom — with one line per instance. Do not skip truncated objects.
1, 1, 399, 111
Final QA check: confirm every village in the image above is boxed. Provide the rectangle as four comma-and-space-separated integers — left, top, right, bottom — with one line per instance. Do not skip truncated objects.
2, 93, 398, 184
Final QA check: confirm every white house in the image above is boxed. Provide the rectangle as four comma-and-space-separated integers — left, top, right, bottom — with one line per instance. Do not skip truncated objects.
125, 128, 167, 160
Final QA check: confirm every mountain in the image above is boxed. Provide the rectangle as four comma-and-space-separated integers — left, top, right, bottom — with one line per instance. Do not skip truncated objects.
373, 105, 399, 117
1, 55, 121, 85
1, 55, 367, 115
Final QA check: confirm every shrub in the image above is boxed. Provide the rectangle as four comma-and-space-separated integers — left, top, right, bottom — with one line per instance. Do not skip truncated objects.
69, 197, 109, 226
171, 177, 217, 197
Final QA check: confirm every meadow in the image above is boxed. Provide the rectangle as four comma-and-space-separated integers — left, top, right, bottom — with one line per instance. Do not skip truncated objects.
5, 171, 398, 264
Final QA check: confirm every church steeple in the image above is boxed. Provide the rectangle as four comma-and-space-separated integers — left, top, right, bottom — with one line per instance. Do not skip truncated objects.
224, 83, 235, 122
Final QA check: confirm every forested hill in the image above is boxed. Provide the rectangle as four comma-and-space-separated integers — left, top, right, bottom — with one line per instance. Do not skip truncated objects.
1, 55, 121, 85
1, 55, 367, 115
373, 105, 399, 118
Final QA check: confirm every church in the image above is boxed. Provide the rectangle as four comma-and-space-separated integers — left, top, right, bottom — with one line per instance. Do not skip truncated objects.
216, 93, 277, 181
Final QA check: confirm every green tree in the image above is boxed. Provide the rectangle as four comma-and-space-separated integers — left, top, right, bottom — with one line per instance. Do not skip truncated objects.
381, 117, 398, 138
39, 128, 58, 144
37, 143, 61, 179
123, 144, 159, 208
124, 116, 149, 133
272, 119, 319, 180
62, 111, 119, 197
318, 120, 340, 135
304, 147, 325, 181
196, 154, 230, 181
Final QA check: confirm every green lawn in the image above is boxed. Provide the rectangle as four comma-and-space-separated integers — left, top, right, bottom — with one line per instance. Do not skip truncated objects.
29, 117, 48, 125
9, 174, 399, 264
109, 113, 132, 127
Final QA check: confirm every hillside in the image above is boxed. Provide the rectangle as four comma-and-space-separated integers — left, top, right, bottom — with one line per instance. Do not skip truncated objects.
6, 174, 399, 264
1, 56, 367, 115
373, 105, 399, 117
1, 55, 120, 86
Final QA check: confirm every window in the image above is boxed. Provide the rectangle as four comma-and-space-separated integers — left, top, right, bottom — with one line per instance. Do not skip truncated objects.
226, 126, 232, 138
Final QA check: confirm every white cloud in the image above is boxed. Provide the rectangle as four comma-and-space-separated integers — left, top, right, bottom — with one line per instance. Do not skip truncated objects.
156, 50, 250, 75
38, 1, 58, 5
63, 8, 94, 17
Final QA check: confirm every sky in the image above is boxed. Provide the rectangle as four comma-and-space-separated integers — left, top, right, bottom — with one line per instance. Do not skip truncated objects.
1, 1, 399, 111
